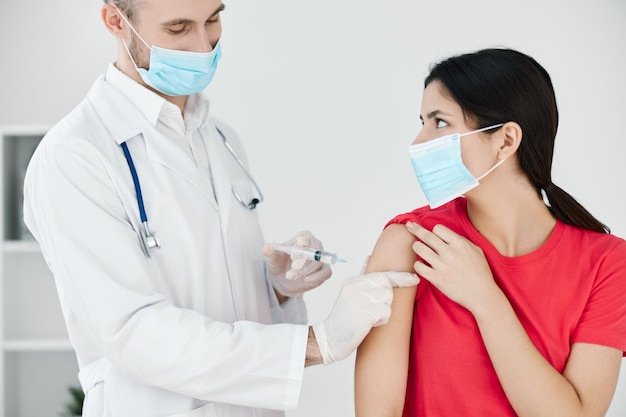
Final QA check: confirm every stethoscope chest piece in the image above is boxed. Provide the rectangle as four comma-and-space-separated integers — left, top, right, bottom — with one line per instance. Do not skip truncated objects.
140, 221, 161, 258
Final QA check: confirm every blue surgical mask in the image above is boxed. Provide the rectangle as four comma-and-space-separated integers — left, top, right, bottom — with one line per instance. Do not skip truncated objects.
408, 124, 505, 209
117, 9, 222, 96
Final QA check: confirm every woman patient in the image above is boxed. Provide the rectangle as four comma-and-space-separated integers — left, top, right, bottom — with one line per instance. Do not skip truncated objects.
355, 48, 626, 417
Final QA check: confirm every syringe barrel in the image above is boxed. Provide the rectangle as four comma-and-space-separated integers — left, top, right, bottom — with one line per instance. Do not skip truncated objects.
289, 247, 337, 264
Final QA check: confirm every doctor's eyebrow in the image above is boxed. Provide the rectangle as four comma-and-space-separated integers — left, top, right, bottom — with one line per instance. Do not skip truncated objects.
161, 3, 225, 27
209, 3, 226, 18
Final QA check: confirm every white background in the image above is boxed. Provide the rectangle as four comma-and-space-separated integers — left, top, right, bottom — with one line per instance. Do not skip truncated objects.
1, 0, 625, 416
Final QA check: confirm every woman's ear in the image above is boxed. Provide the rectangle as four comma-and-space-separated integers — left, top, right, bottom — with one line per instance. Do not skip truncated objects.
498, 122, 522, 159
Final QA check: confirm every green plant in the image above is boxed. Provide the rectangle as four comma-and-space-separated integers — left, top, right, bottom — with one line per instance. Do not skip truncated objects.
60, 385, 84, 417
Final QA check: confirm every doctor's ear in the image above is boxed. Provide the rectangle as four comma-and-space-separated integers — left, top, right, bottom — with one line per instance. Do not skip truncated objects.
101, 4, 126, 38
497, 122, 522, 160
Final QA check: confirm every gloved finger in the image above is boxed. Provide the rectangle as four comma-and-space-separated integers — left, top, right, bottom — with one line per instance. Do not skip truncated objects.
286, 259, 325, 281
340, 274, 392, 304
360, 255, 371, 275
371, 304, 392, 327
264, 241, 291, 263
303, 264, 331, 284
384, 271, 420, 288
361, 281, 393, 305
262, 242, 275, 257
295, 234, 312, 247
285, 259, 321, 280
263, 242, 291, 270
290, 257, 307, 271
359, 272, 397, 290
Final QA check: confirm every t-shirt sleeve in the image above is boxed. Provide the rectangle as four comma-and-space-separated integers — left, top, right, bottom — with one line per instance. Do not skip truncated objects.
385, 206, 430, 229
571, 239, 626, 356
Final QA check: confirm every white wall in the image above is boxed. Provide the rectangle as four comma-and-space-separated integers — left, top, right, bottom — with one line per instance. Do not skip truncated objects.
1, 0, 625, 416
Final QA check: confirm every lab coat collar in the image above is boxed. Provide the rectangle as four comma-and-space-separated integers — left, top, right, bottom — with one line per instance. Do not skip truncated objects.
88, 66, 219, 209
104, 63, 165, 141
184, 94, 210, 133
102, 64, 211, 143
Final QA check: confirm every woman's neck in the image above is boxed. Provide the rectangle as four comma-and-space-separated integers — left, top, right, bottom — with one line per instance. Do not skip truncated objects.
465, 180, 556, 257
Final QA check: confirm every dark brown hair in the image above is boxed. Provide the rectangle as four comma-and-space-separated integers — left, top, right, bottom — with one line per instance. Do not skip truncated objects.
426, 48, 609, 233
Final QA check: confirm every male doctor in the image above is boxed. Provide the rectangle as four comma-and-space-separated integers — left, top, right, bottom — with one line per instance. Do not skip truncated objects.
23, 0, 419, 416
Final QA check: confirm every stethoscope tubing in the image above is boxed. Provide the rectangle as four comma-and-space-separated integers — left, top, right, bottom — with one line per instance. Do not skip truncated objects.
120, 127, 263, 258
215, 126, 264, 209
121, 142, 148, 223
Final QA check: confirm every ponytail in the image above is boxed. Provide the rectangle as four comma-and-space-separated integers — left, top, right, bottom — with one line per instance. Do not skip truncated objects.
541, 183, 609, 233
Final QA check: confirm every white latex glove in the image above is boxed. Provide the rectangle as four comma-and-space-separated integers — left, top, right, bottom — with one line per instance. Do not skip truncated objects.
312, 271, 420, 365
263, 230, 333, 297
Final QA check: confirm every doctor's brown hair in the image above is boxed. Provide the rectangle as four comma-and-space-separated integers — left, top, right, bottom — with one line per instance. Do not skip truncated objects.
103, 0, 141, 22
425, 48, 609, 234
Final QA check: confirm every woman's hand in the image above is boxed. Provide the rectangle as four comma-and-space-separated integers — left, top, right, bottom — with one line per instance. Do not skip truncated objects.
405, 221, 501, 315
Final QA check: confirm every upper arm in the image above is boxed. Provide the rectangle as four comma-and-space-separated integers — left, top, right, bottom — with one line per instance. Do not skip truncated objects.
355, 224, 418, 417
562, 241, 626, 415
364, 223, 417, 274
562, 343, 623, 416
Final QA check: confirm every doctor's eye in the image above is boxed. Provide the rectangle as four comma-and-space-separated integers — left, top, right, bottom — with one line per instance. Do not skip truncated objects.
207, 4, 225, 25
206, 14, 221, 24
168, 25, 190, 35
436, 118, 449, 128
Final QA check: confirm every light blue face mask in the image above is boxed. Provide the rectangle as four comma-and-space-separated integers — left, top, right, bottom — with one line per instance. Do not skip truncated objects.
408, 124, 505, 209
117, 9, 222, 96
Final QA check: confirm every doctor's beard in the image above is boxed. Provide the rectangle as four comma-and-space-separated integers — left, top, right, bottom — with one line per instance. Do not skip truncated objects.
128, 36, 151, 71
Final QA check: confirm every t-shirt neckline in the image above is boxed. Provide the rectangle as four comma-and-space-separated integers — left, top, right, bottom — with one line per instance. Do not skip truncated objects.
454, 198, 565, 267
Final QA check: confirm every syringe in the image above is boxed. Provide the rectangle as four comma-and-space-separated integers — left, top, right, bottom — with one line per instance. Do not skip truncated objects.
271, 244, 347, 265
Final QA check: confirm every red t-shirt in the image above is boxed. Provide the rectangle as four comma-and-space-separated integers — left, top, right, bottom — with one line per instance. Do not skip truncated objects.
386, 198, 626, 417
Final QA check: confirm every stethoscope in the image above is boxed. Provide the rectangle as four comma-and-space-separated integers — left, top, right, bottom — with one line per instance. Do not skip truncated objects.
121, 126, 264, 258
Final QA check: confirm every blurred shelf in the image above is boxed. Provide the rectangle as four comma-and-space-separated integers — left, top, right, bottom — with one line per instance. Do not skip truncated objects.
3, 338, 73, 352
2, 239, 40, 253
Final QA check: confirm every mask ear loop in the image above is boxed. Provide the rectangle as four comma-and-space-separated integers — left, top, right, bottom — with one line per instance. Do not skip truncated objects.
476, 158, 507, 182
459, 123, 505, 138
465, 122, 507, 182
541, 188, 552, 207
120, 39, 142, 71
115, 7, 152, 72
114, 6, 152, 50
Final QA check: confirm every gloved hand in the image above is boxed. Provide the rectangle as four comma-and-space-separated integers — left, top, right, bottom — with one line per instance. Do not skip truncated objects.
312, 271, 420, 365
263, 230, 333, 297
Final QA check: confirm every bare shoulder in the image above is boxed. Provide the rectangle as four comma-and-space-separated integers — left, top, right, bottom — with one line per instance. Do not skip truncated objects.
366, 223, 417, 274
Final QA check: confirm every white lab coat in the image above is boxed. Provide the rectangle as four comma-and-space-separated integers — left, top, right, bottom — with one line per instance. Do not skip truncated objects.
23, 69, 308, 417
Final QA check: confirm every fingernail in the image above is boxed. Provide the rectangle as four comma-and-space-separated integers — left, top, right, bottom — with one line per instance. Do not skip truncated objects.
406, 222, 416, 230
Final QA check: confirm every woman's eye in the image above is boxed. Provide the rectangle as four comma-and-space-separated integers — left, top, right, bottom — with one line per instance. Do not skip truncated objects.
436, 119, 448, 128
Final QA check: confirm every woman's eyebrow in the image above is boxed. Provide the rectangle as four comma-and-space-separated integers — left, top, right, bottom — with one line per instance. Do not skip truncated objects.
420, 110, 453, 122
